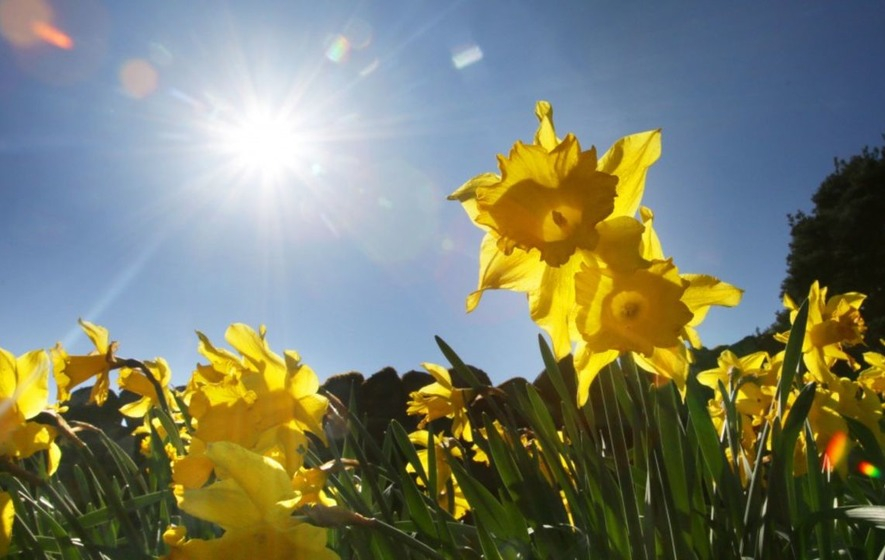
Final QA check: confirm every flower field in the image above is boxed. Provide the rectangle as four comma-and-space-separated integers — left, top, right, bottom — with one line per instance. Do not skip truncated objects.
2, 102, 884, 559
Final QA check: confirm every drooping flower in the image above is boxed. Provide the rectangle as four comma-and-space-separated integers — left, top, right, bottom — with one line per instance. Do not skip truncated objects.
450, 101, 661, 358
51, 319, 118, 406
0, 346, 61, 475
406, 362, 474, 441
163, 441, 339, 560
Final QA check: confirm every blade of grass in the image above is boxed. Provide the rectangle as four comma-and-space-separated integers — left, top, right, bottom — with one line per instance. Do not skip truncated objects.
778, 299, 808, 417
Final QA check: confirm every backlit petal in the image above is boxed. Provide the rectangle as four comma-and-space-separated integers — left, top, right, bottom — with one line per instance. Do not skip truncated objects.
600, 129, 662, 219
78, 318, 109, 353
175, 477, 262, 530
448, 172, 499, 225
533, 100, 560, 151
475, 137, 616, 266
205, 441, 294, 513
574, 344, 619, 407
575, 258, 691, 356
225, 323, 286, 381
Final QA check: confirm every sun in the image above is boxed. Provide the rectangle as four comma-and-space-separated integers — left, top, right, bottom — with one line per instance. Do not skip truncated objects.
212, 104, 303, 186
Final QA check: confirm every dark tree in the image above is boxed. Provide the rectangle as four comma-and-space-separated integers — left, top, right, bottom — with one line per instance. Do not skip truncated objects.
774, 139, 885, 347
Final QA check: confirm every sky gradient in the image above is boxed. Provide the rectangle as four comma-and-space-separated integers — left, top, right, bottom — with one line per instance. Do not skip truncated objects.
2, 1, 884, 387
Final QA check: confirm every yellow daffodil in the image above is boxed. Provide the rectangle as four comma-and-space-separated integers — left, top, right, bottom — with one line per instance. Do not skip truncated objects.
575, 258, 692, 356
858, 345, 885, 394
176, 325, 328, 487
164, 441, 339, 560
221, 324, 328, 440
697, 350, 771, 392
627, 207, 743, 389
407, 430, 470, 519
0, 347, 60, 475
473, 131, 618, 267
450, 101, 661, 358
572, 206, 741, 400
51, 319, 118, 406
778, 281, 867, 382
572, 258, 693, 402
825, 375, 883, 447
406, 362, 474, 442
293, 467, 337, 508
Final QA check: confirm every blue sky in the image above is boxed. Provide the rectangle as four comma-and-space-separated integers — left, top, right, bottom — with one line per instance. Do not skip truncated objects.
1, 1, 884, 387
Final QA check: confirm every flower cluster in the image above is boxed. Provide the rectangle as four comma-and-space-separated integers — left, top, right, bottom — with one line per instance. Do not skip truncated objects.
166, 323, 338, 558
451, 101, 742, 404
31, 319, 340, 558
700, 281, 885, 478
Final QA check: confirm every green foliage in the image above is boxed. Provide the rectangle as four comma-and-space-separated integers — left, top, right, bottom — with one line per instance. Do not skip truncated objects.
4, 316, 885, 558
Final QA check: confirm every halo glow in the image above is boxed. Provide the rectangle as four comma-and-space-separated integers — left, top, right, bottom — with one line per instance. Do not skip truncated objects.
214, 106, 303, 185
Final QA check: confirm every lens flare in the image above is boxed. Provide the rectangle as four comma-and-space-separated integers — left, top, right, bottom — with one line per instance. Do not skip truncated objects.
120, 58, 158, 99
0, 0, 51, 47
451, 44, 483, 70
823, 431, 848, 472
858, 461, 881, 478
325, 34, 349, 63
31, 20, 71, 49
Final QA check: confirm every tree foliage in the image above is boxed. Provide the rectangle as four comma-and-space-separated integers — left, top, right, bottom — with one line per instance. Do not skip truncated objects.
775, 139, 885, 347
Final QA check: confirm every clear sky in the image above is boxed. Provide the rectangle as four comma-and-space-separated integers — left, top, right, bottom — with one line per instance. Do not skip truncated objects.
2, 1, 884, 387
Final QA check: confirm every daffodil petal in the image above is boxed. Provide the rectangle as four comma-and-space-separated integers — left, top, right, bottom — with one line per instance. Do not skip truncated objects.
0, 349, 17, 401
285, 351, 320, 396
529, 256, 586, 358
681, 274, 743, 326
448, 173, 499, 224
574, 344, 619, 407
600, 129, 662, 219
196, 331, 242, 374
633, 345, 690, 391
638, 206, 664, 260
225, 324, 285, 377
173, 452, 216, 489
78, 318, 109, 353
533, 100, 560, 151
422, 363, 453, 389
205, 441, 294, 513
175, 477, 263, 530
594, 216, 649, 272
467, 234, 543, 312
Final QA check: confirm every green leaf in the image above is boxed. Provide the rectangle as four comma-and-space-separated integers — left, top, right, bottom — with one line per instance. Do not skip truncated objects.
448, 455, 528, 544
76, 491, 169, 529
778, 299, 808, 417
434, 336, 486, 391
399, 469, 436, 537
150, 406, 186, 456
685, 374, 726, 484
